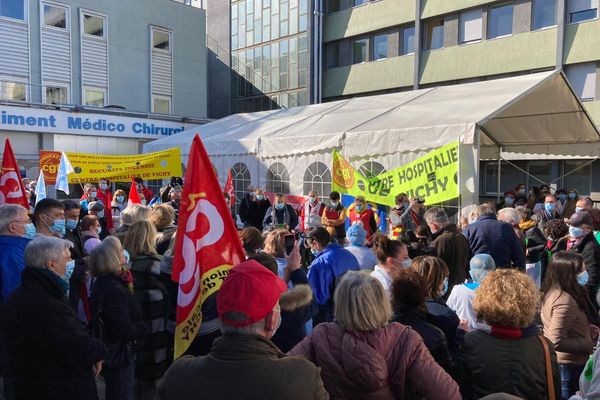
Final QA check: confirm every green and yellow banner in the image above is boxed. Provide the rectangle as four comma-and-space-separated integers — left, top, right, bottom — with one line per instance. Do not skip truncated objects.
332, 141, 459, 206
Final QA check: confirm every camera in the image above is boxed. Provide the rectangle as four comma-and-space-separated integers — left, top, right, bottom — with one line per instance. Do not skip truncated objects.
416, 198, 425, 204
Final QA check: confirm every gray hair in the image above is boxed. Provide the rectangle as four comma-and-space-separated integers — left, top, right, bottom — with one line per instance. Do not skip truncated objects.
89, 236, 122, 277
119, 204, 151, 227
424, 207, 449, 226
0, 204, 28, 234
24, 236, 72, 269
478, 203, 496, 216
470, 254, 496, 283
220, 313, 267, 336
498, 208, 521, 225
460, 204, 479, 221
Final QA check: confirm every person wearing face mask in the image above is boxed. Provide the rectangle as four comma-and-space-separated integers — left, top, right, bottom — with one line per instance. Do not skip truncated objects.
555, 189, 569, 217
305, 226, 360, 325
371, 234, 410, 297
576, 196, 594, 215
0, 205, 34, 304
134, 177, 156, 205
2, 236, 106, 400
345, 223, 378, 270
537, 194, 559, 230
321, 191, 346, 243
562, 189, 580, 219
498, 190, 517, 210
515, 183, 527, 197
90, 237, 146, 400
299, 191, 324, 233
411, 255, 466, 362
389, 193, 410, 239
425, 207, 470, 299
33, 198, 66, 238
158, 259, 328, 399
348, 196, 378, 242
566, 212, 600, 310
239, 186, 261, 230
111, 189, 128, 229
96, 179, 114, 231
80, 183, 99, 214
165, 187, 182, 225
541, 251, 599, 399
262, 193, 298, 232
399, 197, 427, 240
81, 215, 103, 256
88, 201, 108, 240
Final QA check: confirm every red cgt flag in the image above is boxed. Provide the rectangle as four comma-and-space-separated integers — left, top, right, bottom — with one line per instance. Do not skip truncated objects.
0, 139, 29, 209
127, 177, 142, 206
172, 134, 245, 358
223, 168, 235, 206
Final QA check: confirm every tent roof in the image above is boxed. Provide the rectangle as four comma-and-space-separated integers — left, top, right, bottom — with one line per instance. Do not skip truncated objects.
144, 70, 600, 159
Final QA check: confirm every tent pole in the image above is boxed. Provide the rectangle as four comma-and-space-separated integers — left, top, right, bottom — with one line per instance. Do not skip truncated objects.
496, 147, 502, 204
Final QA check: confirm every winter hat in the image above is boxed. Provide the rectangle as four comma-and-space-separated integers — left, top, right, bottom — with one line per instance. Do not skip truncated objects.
347, 223, 367, 246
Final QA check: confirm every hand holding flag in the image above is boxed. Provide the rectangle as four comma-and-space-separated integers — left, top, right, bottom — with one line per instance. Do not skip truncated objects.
0, 139, 29, 209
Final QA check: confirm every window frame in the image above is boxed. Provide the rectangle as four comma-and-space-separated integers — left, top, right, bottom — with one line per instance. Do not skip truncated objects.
401, 25, 415, 55
488, 2, 514, 39
372, 33, 388, 61
568, 8, 598, 23
43, 81, 70, 104
0, 76, 28, 102
151, 27, 172, 54
266, 162, 291, 194
352, 37, 369, 64
0, 0, 27, 23
303, 161, 332, 199
459, 8, 483, 44
152, 95, 172, 114
81, 10, 106, 39
83, 86, 107, 107
532, 0, 557, 30
41, 1, 69, 32
425, 17, 444, 51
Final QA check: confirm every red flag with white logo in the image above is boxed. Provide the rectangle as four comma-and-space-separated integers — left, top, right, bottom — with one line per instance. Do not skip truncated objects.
223, 168, 235, 206
0, 139, 29, 209
172, 134, 245, 358
127, 177, 142, 206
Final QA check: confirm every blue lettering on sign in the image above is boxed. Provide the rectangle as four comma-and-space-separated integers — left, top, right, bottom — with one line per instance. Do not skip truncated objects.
1, 111, 57, 128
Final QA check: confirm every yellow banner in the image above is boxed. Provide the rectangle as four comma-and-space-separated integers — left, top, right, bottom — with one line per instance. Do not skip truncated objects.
332, 141, 459, 206
63, 148, 182, 183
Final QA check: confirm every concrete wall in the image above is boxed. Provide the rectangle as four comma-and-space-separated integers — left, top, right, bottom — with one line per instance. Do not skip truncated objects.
26, 0, 207, 118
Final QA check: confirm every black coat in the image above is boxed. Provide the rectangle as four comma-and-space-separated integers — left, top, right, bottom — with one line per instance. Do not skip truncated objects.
523, 225, 547, 263
239, 196, 272, 231
2, 267, 106, 400
425, 297, 464, 359
567, 233, 600, 308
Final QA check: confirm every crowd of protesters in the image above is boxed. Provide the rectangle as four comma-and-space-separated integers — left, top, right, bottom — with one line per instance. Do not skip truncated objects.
2, 178, 600, 400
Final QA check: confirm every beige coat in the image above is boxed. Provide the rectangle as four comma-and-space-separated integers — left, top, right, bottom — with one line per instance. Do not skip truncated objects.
541, 287, 594, 365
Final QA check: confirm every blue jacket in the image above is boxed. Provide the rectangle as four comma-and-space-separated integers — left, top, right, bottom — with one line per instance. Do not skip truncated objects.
307, 243, 359, 324
463, 214, 525, 270
0, 235, 30, 303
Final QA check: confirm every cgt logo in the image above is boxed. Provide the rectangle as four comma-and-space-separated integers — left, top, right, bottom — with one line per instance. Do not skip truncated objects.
0, 171, 24, 204
177, 193, 225, 308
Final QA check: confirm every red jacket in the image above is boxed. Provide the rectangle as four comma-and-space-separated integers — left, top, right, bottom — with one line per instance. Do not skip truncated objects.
349, 208, 377, 240
140, 187, 154, 204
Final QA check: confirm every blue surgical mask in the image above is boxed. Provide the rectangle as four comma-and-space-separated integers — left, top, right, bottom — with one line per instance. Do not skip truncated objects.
309, 197, 317, 204
545, 203, 556, 213
275, 203, 285, 210
441, 277, 449, 296
62, 260, 75, 283
355, 205, 363, 212
89, 191, 97, 198
569, 193, 577, 199
558, 194, 567, 201
401, 258, 412, 268
505, 197, 514, 205
116, 196, 125, 203
569, 226, 586, 238
256, 195, 264, 201
311, 249, 320, 256
123, 249, 130, 265
96, 211, 105, 219
24, 223, 37, 239
141, 199, 147, 206
99, 183, 108, 191
66, 219, 78, 231
575, 207, 583, 213
578, 270, 589, 286
47, 218, 66, 238
96, 226, 102, 235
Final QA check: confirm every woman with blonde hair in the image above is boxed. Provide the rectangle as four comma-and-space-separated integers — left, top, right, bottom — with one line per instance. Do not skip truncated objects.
123, 220, 166, 398
289, 271, 460, 399
464, 269, 560, 399
111, 189, 127, 229
90, 236, 145, 400
149, 203, 176, 255
263, 228, 291, 283
114, 204, 151, 243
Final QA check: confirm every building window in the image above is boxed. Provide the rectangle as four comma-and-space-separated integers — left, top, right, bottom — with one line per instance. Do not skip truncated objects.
152, 96, 171, 114
372, 34, 388, 60
401, 26, 415, 55
353, 0, 367, 6
0, 79, 26, 101
0, 0, 25, 20
328, 0, 340, 13
83, 87, 106, 107
232, 162, 251, 205
44, 84, 68, 104
425, 17, 444, 50
152, 29, 171, 52
43, 3, 67, 29
459, 8, 482, 43
352, 38, 368, 64
266, 162, 290, 194
533, 0, 557, 29
489, 3, 514, 39
83, 13, 105, 38
326, 42, 339, 69
359, 161, 386, 179
564, 160, 592, 194
565, 62, 597, 101
481, 160, 526, 194
303, 162, 332, 198
568, 0, 598, 23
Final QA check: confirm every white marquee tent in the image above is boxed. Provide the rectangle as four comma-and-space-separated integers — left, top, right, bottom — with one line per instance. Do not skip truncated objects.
144, 70, 600, 206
